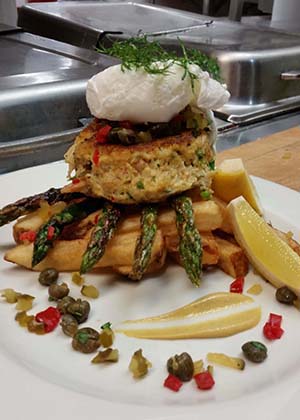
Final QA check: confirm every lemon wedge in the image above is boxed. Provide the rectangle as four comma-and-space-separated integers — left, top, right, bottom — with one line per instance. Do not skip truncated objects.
228, 196, 300, 296
212, 158, 263, 215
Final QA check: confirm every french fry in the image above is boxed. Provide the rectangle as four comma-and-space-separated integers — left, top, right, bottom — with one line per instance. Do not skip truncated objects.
5, 230, 165, 273
13, 213, 43, 243
213, 197, 233, 234
117, 200, 225, 237
5, 226, 222, 274
13, 201, 67, 242
13, 199, 227, 243
113, 254, 166, 277
166, 232, 219, 266
215, 236, 249, 278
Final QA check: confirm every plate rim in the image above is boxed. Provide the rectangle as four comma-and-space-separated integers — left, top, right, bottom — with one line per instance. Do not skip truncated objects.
0, 161, 300, 420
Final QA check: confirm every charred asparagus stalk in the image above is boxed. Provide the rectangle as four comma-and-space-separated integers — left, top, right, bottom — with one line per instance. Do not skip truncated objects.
172, 195, 202, 287
32, 198, 101, 267
130, 205, 158, 280
80, 202, 121, 274
0, 188, 84, 227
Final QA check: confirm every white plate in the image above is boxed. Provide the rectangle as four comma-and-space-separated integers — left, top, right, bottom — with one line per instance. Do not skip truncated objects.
0, 161, 300, 420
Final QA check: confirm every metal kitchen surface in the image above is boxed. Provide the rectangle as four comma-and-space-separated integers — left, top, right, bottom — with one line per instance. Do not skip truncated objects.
0, 30, 115, 173
18, 1, 208, 49
150, 19, 300, 124
18, 2, 300, 125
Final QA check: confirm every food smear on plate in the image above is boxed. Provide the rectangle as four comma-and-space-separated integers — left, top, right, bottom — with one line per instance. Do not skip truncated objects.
116, 292, 261, 339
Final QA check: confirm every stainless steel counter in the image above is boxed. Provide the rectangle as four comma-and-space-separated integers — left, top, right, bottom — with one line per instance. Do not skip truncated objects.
18, 2, 206, 48
2, 4, 300, 174
216, 112, 300, 152
18, 2, 300, 125
0, 30, 117, 174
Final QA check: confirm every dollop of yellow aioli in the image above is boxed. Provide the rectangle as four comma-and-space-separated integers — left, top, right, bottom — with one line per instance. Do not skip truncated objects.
117, 292, 261, 339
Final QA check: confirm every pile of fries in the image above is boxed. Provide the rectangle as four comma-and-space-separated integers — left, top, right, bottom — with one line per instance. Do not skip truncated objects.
5, 192, 250, 280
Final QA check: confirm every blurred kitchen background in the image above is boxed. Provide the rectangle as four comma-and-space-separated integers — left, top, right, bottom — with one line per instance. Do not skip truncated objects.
3, 0, 300, 28
0, 0, 276, 25
0, 0, 299, 173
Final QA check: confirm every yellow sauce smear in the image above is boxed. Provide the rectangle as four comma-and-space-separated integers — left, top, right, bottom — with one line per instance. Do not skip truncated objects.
117, 292, 261, 339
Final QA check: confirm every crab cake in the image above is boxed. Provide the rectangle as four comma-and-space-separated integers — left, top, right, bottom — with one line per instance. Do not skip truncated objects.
65, 118, 215, 204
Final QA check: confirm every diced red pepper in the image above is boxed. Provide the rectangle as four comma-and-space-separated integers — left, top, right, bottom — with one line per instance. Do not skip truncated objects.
263, 313, 284, 340
194, 372, 215, 390
72, 178, 81, 185
164, 374, 183, 392
269, 313, 282, 327
19, 230, 36, 242
230, 276, 244, 293
95, 124, 112, 143
94, 214, 99, 224
120, 120, 133, 129
93, 148, 100, 166
35, 307, 61, 333
47, 226, 55, 240
263, 322, 284, 340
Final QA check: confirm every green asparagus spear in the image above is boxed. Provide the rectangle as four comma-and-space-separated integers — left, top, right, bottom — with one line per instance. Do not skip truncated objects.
130, 205, 158, 281
32, 198, 101, 267
80, 202, 121, 274
0, 188, 84, 227
172, 195, 202, 287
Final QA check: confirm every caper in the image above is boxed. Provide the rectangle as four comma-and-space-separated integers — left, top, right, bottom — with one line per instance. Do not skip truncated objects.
38, 268, 59, 286
167, 352, 194, 381
276, 286, 297, 305
27, 318, 46, 335
61, 314, 78, 337
48, 282, 69, 300
66, 299, 90, 323
242, 341, 268, 363
56, 296, 75, 314
72, 327, 100, 353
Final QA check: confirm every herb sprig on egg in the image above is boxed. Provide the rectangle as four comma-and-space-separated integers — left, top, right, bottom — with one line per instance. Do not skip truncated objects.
97, 36, 221, 87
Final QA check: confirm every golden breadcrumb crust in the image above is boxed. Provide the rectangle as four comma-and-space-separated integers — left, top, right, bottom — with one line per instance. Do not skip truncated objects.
65, 120, 215, 204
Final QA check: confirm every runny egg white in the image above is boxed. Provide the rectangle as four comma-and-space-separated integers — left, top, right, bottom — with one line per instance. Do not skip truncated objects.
86, 62, 230, 124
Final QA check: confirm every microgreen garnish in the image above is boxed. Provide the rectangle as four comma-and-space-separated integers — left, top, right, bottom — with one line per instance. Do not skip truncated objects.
97, 36, 221, 87
101, 322, 112, 330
